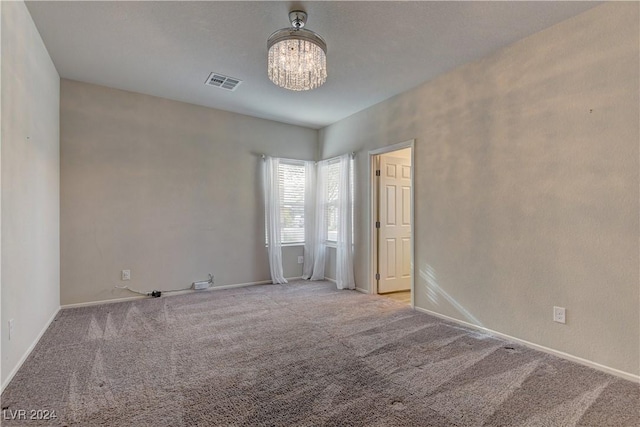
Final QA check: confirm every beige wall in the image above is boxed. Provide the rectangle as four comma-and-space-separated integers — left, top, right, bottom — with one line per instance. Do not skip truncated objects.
319, 2, 639, 376
60, 80, 317, 305
324, 247, 337, 282
1, 1, 60, 387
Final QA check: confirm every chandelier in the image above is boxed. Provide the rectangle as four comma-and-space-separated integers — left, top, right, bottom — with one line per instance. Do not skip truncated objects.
267, 10, 327, 91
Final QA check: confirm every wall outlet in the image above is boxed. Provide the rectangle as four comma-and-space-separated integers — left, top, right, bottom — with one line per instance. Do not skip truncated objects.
553, 306, 566, 324
192, 281, 210, 290
121, 269, 131, 281
8, 319, 14, 340
297, 256, 304, 264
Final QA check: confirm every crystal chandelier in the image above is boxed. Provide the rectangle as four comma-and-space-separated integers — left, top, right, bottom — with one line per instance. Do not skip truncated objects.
267, 10, 327, 91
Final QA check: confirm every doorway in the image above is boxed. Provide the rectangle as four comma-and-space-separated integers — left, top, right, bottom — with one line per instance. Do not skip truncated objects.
370, 142, 414, 307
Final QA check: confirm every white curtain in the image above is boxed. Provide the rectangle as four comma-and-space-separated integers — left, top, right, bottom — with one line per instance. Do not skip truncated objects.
302, 161, 316, 279
264, 153, 353, 288
263, 156, 287, 284
310, 160, 329, 281
335, 154, 355, 289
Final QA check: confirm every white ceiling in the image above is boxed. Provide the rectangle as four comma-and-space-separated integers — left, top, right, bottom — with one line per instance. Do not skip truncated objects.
26, 1, 599, 129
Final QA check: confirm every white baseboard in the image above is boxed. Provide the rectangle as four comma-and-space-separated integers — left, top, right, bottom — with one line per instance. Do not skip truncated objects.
324, 277, 336, 284
413, 306, 639, 383
1, 307, 60, 392
60, 278, 310, 310
161, 280, 274, 297
355, 287, 369, 294
61, 295, 148, 309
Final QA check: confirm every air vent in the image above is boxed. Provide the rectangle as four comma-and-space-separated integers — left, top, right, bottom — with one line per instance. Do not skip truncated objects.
205, 72, 242, 91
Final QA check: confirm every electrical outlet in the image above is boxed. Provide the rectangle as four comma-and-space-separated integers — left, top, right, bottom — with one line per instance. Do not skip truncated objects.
298, 256, 304, 264
8, 319, 14, 340
553, 306, 566, 324
121, 269, 131, 281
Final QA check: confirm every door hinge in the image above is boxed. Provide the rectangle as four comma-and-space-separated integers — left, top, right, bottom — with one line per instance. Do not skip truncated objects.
375, 273, 380, 281
375, 221, 380, 228
375, 169, 381, 176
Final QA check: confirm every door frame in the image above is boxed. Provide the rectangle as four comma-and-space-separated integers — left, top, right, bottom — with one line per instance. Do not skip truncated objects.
369, 140, 415, 308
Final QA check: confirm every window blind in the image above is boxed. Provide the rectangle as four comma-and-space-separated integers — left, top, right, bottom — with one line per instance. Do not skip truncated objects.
278, 161, 306, 244
322, 157, 354, 243
325, 160, 340, 242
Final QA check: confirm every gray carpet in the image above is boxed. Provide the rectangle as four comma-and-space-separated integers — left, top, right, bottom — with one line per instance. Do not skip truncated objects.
2, 280, 638, 426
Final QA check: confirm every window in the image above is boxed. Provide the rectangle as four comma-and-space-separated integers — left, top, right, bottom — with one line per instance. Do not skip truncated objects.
325, 160, 340, 242
323, 157, 354, 244
266, 160, 306, 245
279, 161, 306, 244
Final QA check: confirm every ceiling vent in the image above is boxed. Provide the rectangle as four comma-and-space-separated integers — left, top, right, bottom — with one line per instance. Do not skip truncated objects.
205, 72, 242, 91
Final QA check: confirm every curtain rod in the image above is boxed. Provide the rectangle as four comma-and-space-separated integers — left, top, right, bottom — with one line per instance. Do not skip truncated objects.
317, 152, 356, 164
260, 152, 355, 163
260, 154, 311, 163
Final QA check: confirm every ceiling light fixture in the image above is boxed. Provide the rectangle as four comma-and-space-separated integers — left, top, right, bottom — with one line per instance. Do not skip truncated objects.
267, 10, 327, 91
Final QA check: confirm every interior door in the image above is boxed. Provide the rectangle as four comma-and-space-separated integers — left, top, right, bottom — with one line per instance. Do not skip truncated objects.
378, 154, 412, 293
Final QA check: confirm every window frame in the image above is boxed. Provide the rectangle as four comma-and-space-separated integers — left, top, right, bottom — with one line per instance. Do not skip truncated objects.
323, 159, 340, 245
322, 156, 354, 247
265, 158, 307, 247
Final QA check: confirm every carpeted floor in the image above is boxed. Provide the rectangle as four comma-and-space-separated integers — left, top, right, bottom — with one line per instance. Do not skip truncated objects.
2, 280, 638, 426
381, 291, 412, 305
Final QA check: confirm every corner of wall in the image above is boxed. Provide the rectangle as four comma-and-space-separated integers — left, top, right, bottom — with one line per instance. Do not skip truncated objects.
1, 0, 61, 389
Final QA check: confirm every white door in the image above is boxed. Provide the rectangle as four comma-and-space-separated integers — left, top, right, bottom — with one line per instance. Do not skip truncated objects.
378, 154, 411, 293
